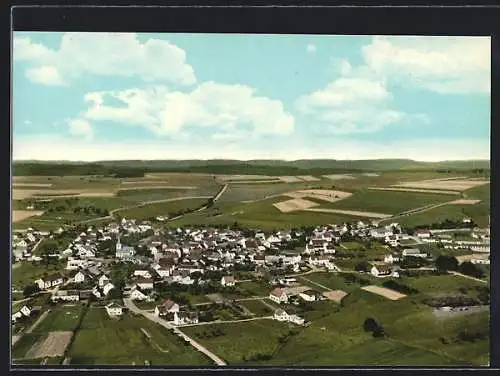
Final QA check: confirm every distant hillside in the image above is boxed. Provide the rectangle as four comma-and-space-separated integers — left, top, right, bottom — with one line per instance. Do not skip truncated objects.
12, 159, 490, 177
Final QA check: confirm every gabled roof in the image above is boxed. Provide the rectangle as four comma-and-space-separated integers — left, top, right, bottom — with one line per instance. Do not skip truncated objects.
270, 288, 286, 297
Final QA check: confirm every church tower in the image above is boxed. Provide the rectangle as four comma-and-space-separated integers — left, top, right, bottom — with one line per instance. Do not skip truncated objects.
116, 235, 122, 252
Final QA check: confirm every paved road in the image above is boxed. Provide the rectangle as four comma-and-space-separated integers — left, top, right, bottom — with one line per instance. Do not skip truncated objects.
123, 298, 227, 366
179, 316, 273, 327
449, 271, 488, 284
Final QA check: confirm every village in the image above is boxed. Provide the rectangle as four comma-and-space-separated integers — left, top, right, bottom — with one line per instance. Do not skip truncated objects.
12, 215, 490, 334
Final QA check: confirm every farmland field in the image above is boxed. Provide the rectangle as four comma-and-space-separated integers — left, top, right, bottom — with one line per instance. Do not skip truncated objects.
317, 190, 453, 215
68, 308, 211, 365
238, 299, 274, 316
181, 319, 292, 365
32, 305, 85, 333
116, 198, 209, 219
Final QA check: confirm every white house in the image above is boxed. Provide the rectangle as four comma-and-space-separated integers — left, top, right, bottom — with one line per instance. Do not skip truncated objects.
130, 287, 151, 301
20, 305, 32, 317
370, 263, 392, 277
66, 259, 88, 270
136, 278, 154, 290
154, 299, 180, 317
102, 282, 115, 296
105, 302, 123, 317
98, 275, 110, 287
73, 271, 88, 283
288, 314, 305, 325
173, 311, 199, 326
133, 270, 152, 279
384, 254, 400, 264
51, 290, 80, 302
415, 229, 431, 239
269, 288, 288, 304
221, 276, 236, 287
471, 253, 490, 265
274, 309, 289, 321
299, 290, 318, 302
35, 274, 64, 290
402, 248, 428, 258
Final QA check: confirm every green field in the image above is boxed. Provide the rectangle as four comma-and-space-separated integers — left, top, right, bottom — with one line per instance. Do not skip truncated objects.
321, 190, 453, 215
396, 183, 490, 228
169, 197, 366, 230
68, 308, 211, 365
12, 262, 64, 290
32, 305, 85, 333
12, 333, 46, 359
238, 299, 274, 316
181, 319, 293, 364
399, 275, 487, 297
116, 198, 209, 220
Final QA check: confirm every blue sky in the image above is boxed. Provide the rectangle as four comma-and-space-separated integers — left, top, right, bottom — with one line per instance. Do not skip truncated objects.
12, 32, 490, 161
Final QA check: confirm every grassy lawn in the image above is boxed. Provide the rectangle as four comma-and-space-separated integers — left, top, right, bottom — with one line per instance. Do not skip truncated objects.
181, 319, 293, 365
68, 308, 211, 365
399, 274, 487, 297
398, 205, 489, 229
299, 272, 358, 293
116, 198, 208, 219
12, 262, 64, 290
32, 304, 85, 333
263, 288, 488, 366
12, 333, 46, 359
238, 299, 274, 316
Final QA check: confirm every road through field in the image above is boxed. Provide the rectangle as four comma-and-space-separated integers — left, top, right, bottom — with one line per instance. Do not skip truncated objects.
449, 271, 488, 284
123, 298, 227, 366
299, 276, 334, 292
378, 200, 457, 225
178, 316, 273, 327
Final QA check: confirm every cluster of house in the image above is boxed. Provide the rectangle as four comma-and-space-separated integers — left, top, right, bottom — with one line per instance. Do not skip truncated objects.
13, 216, 490, 325
12, 230, 45, 262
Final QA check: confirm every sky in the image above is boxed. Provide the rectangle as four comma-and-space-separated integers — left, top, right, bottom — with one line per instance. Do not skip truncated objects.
12, 32, 491, 161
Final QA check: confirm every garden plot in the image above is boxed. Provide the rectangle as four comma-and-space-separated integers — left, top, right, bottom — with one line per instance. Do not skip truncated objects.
322, 290, 348, 303
296, 175, 321, 182
322, 174, 356, 180
25, 331, 73, 359
361, 285, 407, 301
393, 179, 489, 192
13, 210, 44, 222
273, 198, 319, 213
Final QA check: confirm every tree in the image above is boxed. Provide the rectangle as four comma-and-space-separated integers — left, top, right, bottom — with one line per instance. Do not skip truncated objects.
355, 261, 370, 273
435, 255, 459, 272
23, 284, 40, 298
458, 262, 484, 279
373, 325, 386, 338
363, 318, 379, 332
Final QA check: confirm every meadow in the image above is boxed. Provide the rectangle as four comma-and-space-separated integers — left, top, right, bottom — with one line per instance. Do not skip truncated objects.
32, 304, 85, 333
67, 307, 211, 365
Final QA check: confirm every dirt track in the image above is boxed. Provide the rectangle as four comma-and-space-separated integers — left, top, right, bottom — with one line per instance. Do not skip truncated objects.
322, 174, 356, 180
296, 175, 321, 181
448, 199, 482, 205
369, 187, 460, 195
305, 208, 392, 219
361, 285, 407, 300
117, 185, 196, 191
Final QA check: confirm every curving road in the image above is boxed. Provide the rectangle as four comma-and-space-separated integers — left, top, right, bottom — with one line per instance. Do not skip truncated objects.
123, 298, 227, 366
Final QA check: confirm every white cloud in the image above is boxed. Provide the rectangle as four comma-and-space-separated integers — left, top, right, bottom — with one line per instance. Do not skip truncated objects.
296, 76, 407, 134
361, 36, 490, 94
13, 33, 196, 85
68, 118, 93, 140
25, 65, 66, 86
13, 136, 490, 162
83, 82, 295, 136
307, 43, 317, 53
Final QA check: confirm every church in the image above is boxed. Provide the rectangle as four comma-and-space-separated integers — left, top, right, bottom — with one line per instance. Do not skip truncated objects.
115, 235, 136, 259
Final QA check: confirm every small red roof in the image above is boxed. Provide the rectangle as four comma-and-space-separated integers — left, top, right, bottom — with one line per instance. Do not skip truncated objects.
270, 288, 286, 297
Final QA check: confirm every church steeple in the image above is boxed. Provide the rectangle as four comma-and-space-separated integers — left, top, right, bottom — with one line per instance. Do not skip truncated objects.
116, 235, 121, 251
